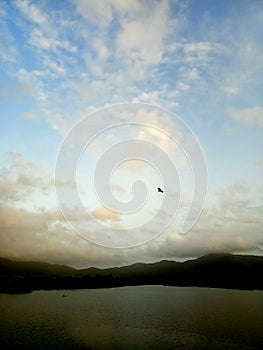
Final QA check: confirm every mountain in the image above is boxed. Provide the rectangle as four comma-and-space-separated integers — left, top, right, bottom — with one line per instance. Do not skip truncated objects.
1, 254, 263, 293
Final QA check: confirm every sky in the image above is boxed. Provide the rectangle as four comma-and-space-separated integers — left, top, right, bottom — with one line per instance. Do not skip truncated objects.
0, 0, 263, 268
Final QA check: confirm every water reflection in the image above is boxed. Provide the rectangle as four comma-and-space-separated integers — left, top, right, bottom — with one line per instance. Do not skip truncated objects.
0, 286, 263, 349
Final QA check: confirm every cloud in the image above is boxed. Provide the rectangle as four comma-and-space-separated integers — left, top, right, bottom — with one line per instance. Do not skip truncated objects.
147, 192, 263, 261
255, 158, 263, 169
29, 27, 77, 53
201, 184, 263, 230
223, 86, 239, 96
132, 91, 161, 106
228, 106, 263, 126
0, 153, 52, 203
74, 0, 145, 27
165, 230, 257, 258
0, 181, 262, 268
183, 41, 224, 65
0, 204, 101, 267
111, 183, 126, 193
6, 0, 222, 136
116, 0, 171, 69
0, 205, 67, 242
15, 0, 48, 25
144, 182, 262, 261
132, 89, 180, 109
3, 0, 261, 138
92, 38, 110, 62
92, 207, 120, 222
0, 3, 18, 63
0, 203, 131, 268
15, 0, 77, 75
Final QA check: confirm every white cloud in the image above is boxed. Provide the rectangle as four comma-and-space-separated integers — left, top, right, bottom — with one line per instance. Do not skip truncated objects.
210, 183, 262, 227
215, 8, 263, 103
116, 1, 171, 68
42, 56, 66, 76
29, 27, 77, 53
92, 207, 120, 222
132, 91, 161, 105
15, 0, 48, 24
132, 89, 180, 108
223, 85, 239, 96
0, 153, 53, 203
92, 38, 110, 61
229, 106, 263, 126
16, 68, 47, 113
183, 41, 223, 57
74, 0, 144, 27
165, 231, 255, 258
7, 0, 177, 137
177, 81, 189, 92
182, 67, 200, 81
0, 4, 18, 63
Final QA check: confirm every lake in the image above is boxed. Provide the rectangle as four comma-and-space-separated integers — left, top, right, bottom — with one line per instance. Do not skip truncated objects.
0, 286, 263, 349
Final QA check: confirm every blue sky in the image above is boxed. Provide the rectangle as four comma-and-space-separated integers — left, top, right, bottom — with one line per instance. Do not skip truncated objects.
0, 0, 263, 267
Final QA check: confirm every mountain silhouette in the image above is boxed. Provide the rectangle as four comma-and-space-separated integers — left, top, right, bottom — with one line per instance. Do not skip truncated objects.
1, 254, 262, 293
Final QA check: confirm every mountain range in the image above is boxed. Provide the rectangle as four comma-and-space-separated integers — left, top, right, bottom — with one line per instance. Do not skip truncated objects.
1, 253, 263, 293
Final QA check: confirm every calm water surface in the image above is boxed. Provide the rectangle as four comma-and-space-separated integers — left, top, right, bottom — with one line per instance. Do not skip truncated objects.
0, 286, 263, 349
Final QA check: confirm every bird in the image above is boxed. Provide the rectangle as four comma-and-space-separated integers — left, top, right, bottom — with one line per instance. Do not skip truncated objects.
157, 187, 164, 193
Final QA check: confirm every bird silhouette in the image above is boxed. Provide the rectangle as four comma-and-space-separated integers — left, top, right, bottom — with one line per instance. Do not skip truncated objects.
157, 187, 164, 193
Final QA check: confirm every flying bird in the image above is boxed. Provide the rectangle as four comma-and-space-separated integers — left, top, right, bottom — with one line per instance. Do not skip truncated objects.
157, 187, 164, 193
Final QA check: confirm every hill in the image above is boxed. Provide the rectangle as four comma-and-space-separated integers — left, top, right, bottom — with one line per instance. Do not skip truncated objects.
1, 254, 263, 293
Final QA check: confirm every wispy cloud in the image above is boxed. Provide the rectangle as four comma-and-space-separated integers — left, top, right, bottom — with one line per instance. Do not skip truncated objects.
229, 106, 263, 126
15, 0, 48, 24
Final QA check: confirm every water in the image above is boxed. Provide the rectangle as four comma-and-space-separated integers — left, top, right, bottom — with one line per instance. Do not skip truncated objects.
0, 286, 262, 349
